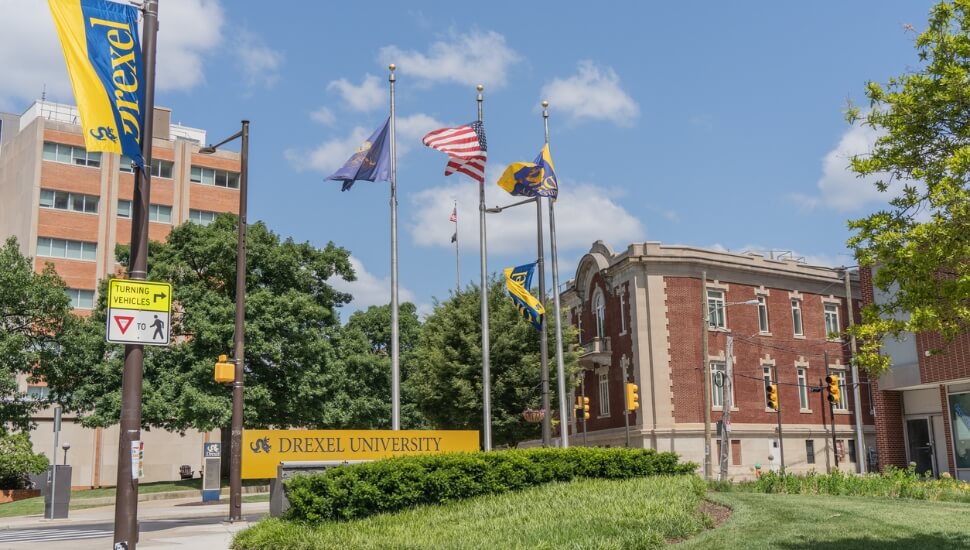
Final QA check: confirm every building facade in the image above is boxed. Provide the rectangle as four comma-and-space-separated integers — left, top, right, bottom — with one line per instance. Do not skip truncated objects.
861, 268, 970, 481
0, 100, 241, 486
561, 241, 876, 478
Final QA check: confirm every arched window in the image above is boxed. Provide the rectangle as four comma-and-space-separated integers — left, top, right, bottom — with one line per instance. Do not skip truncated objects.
593, 290, 605, 338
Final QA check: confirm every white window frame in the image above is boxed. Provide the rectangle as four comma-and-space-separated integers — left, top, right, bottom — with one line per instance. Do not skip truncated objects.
824, 303, 841, 340
65, 288, 95, 309
791, 299, 804, 336
708, 289, 726, 329
189, 209, 218, 226
835, 370, 848, 411
763, 367, 773, 409
120, 156, 174, 178
149, 204, 173, 224
593, 290, 605, 339
757, 295, 770, 333
797, 368, 809, 410
711, 362, 729, 409
190, 165, 240, 189
597, 372, 610, 417
117, 199, 132, 218
36, 237, 97, 261
618, 290, 627, 335
39, 189, 99, 214
42, 142, 101, 168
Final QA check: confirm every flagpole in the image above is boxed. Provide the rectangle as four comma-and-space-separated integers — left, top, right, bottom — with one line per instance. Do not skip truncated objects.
537, 186, 551, 448
544, 101, 569, 448
454, 200, 460, 294
477, 84, 493, 451
389, 64, 400, 430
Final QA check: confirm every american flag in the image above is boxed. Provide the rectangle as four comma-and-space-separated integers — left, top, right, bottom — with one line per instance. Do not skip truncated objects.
449, 207, 457, 223
422, 121, 487, 184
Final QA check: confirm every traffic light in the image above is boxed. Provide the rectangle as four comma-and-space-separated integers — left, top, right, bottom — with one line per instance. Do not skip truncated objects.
214, 354, 234, 383
625, 383, 640, 411
826, 375, 841, 404
575, 396, 590, 421
766, 383, 779, 411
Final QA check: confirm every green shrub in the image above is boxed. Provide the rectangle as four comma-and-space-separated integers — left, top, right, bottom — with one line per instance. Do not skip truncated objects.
284, 447, 696, 523
713, 464, 970, 503
0, 433, 49, 490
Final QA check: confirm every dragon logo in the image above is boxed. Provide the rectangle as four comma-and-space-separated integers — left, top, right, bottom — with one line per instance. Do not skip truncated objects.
90, 126, 118, 143
249, 437, 271, 453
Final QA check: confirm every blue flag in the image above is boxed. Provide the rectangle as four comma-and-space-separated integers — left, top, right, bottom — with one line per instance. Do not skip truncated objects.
326, 118, 391, 191
505, 262, 545, 331
496, 144, 558, 199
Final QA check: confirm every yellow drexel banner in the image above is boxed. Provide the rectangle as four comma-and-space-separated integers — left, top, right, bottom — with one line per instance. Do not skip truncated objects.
242, 430, 480, 479
48, 0, 145, 167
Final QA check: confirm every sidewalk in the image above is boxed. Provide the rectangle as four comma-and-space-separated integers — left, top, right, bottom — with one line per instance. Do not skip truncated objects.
0, 497, 269, 550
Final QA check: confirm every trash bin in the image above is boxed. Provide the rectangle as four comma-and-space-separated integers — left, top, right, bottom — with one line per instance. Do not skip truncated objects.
44, 465, 72, 519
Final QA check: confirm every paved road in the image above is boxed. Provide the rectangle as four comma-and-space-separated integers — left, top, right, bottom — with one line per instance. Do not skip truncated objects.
0, 498, 267, 550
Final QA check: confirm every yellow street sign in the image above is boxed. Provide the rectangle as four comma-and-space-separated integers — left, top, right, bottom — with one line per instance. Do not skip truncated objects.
242, 429, 480, 479
108, 279, 172, 313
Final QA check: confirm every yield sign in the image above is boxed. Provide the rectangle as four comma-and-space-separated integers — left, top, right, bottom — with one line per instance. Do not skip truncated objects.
114, 316, 134, 334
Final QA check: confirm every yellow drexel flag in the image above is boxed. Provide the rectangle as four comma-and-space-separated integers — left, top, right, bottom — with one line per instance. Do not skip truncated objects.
49, 0, 145, 167
505, 262, 545, 330
497, 144, 558, 199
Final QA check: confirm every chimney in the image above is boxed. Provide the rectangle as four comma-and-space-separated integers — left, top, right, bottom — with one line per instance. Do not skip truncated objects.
153, 106, 171, 141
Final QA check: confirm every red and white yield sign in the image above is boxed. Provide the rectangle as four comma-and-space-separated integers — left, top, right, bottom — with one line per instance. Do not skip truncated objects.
106, 279, 172, 346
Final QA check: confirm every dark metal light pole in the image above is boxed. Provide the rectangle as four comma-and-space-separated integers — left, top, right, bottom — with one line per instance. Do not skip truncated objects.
199, 120, 249, 522
114, 2, 158, 547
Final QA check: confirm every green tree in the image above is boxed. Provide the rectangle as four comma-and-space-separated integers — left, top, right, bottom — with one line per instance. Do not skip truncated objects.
0, 432, 49, 490
0, 237, 74, 432
39, 215, 356, 432
325, 303, 426, 429
846, 0, 970, 374
405, 279, 579, 448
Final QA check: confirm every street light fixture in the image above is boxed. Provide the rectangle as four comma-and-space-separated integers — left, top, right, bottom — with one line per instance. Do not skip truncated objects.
61, 442, 71, 465
485, 196, 553, 446
199, 120, 249, 522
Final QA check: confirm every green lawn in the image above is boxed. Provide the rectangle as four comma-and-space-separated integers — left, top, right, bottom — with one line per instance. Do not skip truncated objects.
681, 492, 970, 549
233, 476, 710, 550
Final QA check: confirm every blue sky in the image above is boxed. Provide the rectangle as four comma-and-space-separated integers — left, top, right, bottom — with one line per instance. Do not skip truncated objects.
0, 0, 937, 318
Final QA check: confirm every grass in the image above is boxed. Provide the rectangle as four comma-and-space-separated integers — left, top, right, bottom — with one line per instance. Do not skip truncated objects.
680, 492, 970, 549
0, 478, 268, 518
233, 476, 709, 550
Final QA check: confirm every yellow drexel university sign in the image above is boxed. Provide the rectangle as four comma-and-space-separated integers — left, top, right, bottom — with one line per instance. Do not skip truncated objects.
242, 430, 480, 479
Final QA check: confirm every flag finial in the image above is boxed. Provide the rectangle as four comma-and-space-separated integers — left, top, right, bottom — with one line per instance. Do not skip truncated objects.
541, 100, 549, 108
389, 63, 396, 71
476, 84, 484, 92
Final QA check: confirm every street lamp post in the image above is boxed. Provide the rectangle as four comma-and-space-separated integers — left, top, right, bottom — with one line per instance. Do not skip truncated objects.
199, 120, 249, 522
486, 197, 553, 446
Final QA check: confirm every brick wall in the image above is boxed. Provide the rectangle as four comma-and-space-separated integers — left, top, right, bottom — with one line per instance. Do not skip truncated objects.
872, 379, 907, 470
939, 384, 956, 475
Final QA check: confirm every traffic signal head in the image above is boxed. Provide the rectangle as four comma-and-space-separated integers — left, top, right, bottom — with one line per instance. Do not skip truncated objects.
626, 383, 640, 412
214, 354, 234, 383
826, 375, 841, 404
766, 383, 779, 411
574, 396, 590, 420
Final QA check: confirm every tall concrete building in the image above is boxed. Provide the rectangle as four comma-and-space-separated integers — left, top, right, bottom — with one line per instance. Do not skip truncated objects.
0, 100, 241, 486
561, 241, 876, 478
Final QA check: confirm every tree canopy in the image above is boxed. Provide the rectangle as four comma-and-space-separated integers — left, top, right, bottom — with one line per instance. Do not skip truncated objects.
846, 0, 970, 373
405, 279, 579, 447
39, 215, 357, 432
0, 237, 74, 433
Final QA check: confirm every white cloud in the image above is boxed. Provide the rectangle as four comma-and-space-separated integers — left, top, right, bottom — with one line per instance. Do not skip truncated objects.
310, 106, 336, 125
408, 178, 645, 256
331, 256, 423, 314
284, 113, 443, 174
0, 0, 224, 108
154, 0, 225, 91
790, 124, 897, 211
379, 30, 520, 88
328, 74, 385, 112
541, 61, 639, 126
234, 31, 283, 89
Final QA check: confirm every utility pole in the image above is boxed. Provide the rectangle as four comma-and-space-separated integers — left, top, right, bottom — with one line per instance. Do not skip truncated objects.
825, 351, 839, 470
844, 268, 866, 473
701, 271, 712, 480
772, 362, 786, 473
719, 336, 733, 480
114, 2, 158, 548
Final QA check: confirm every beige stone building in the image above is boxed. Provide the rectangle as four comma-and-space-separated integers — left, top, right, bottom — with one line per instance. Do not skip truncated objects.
0, 100, 240, 486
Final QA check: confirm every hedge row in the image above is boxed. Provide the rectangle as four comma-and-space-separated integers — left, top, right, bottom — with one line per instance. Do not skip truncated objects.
283, 447, 697, 523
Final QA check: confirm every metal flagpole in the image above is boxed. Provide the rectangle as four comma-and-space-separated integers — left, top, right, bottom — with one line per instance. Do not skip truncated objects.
544, 101, 568, 448
389, 64, 400, 430
537, 197, 551, 447
477, 85, 493, 451
454, 200, 460, 294
114, 1, 158, 547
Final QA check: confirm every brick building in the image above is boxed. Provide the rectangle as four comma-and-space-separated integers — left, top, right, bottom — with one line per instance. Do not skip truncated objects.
861, 268, 970, 480
561, 241, 876, 478
0, 100, 241, 486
